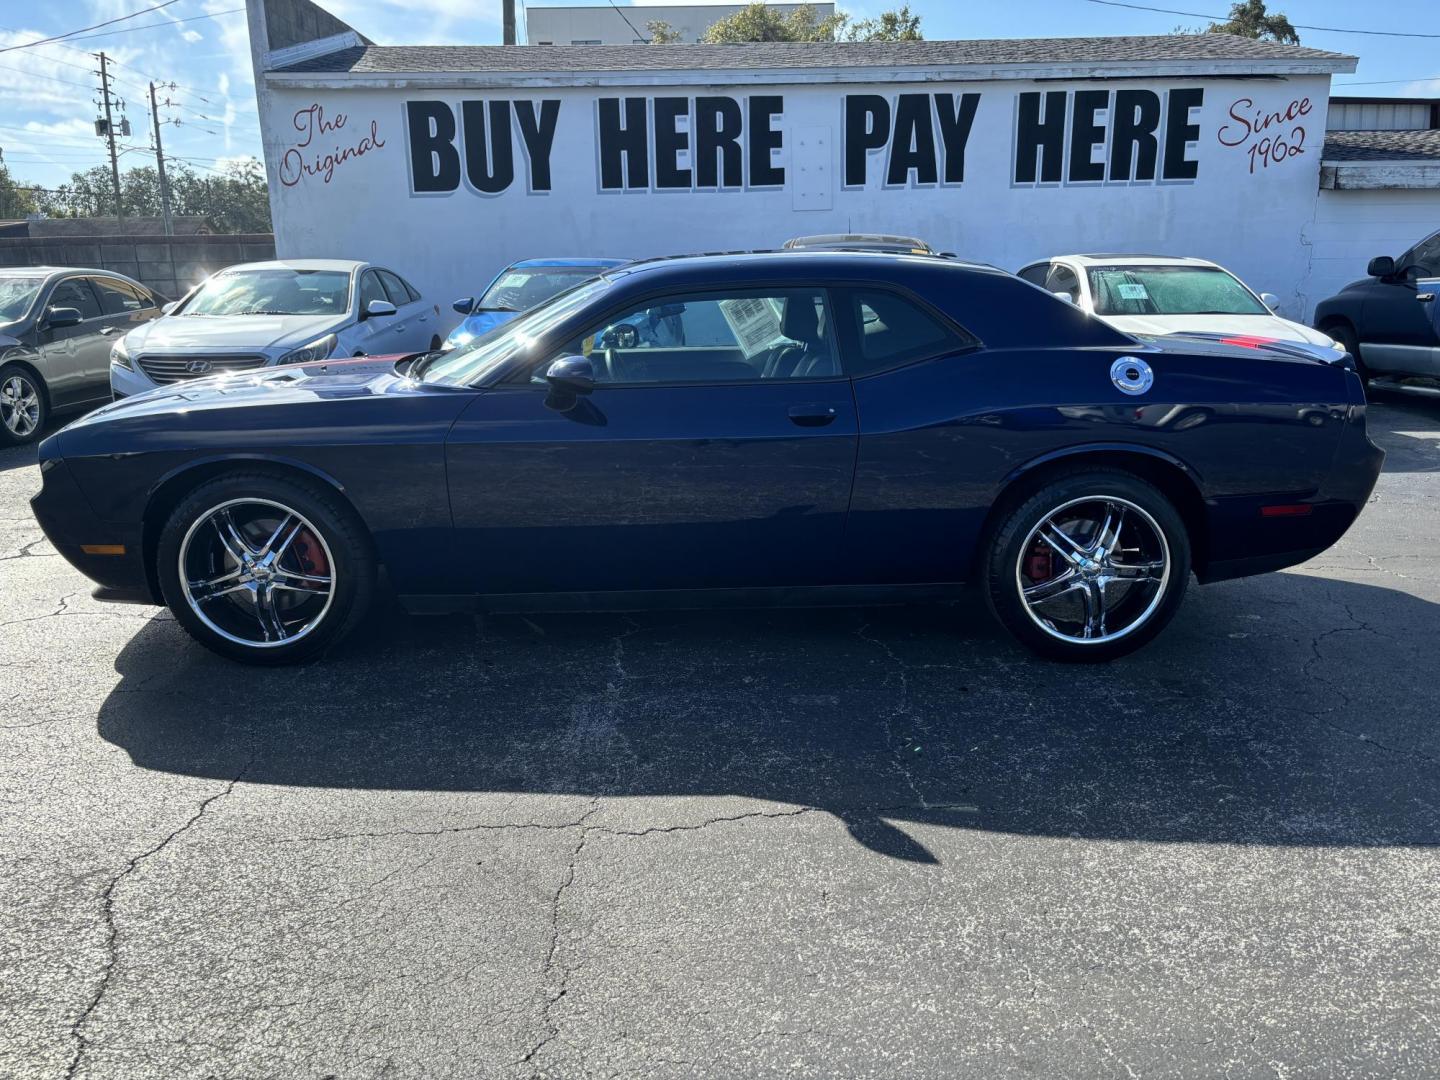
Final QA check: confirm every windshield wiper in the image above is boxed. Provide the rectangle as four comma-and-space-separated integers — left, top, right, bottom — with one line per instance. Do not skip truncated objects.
407, 350, 443, 381
474, 305, 517, 313
227, 309, 294, 316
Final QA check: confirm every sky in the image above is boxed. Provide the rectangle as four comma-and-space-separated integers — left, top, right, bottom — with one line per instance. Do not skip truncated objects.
1, 0, 1436, 195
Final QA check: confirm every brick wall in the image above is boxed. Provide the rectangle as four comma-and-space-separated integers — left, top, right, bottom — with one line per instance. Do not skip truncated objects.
0, 233, 276, 301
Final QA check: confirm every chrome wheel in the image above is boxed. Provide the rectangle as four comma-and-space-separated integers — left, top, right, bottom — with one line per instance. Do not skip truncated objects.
1015, 495, 1170, 645
178, 498, 336, 648
1, 374, 40, 437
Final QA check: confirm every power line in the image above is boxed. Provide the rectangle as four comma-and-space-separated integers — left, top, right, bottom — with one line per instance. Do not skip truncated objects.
605, 0, 649, 43
1336, 75, 1440, 87
62, 7, 246, 45
1082, 0, 1440, 38
0, 0, 182, 54
0, 63, 98, 92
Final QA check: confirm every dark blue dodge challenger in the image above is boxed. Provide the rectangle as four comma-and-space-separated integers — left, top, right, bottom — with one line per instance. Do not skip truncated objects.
32, 252, 1383, 665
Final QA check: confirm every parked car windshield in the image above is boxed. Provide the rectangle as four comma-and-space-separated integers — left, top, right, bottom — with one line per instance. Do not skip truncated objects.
0, 276, 44, 324
1088, 266, 1268, 317
477, 266, 603, 312
180, 268, 352, 316
419, 276, 613, 386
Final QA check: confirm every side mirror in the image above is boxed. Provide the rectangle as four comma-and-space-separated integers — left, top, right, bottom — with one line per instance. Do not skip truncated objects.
544, 354, 595, 394
1050, 291, 1075, 305
363, 299, 397, 319
161, 301, 179, 315
1259, 292, 1280, 312
45, 306, 82, 328
452, 296, 475, 316
1367, 256, 1396, 278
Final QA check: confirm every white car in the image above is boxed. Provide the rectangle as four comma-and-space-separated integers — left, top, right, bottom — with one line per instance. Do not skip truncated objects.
1016, 254, 1346, 359
110, 259, 445, 397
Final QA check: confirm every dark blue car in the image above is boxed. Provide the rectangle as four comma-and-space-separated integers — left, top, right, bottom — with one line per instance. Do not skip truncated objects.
31, 252, 1383, 665
445, 257, 627, 348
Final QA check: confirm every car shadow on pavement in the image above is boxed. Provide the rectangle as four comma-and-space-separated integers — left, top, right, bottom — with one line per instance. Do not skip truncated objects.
95, 570, 1439, 864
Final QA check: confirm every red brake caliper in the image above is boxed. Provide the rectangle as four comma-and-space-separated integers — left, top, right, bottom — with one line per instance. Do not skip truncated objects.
291, 528, 330, 577
1025, 540, 1053, 585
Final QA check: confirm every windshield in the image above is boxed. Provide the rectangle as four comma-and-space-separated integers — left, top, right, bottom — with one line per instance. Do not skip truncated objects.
477, 266, 603, 313
1087, 266, 1268, 317
421, 277, 613, 386
181, 268, 351, 316
0, 277, 44, 323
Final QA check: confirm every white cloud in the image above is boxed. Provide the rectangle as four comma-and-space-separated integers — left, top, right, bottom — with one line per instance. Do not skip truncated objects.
182, 29, 203, 43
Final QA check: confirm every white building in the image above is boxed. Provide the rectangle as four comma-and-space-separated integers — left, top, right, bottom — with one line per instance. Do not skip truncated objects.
245, 0, 1440, 323
525, 3, 835, 45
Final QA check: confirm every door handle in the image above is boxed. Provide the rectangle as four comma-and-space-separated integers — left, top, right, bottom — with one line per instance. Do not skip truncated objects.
788, 404, 839, 427
1418, 292, 1435, 303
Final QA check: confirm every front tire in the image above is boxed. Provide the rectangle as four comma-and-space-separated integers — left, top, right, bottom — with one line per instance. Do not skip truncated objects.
983, 470, 1191, 661
0, 364, 46, 445
156, 472, 375, 664
1328, 323, 1369, 383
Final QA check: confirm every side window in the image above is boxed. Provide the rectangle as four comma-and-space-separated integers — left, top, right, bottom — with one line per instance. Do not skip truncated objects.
1405, 232, 1440, 277
48, 278, 103, 321
377, 270, 411, 306
1043, 264, 1081, 301
838, 288, 976, 377
541, 289, 839, 385
401, 276, 421, 303
93, 277, 146, 315
359, 270, 388, 311
1017, 264, 1050, 287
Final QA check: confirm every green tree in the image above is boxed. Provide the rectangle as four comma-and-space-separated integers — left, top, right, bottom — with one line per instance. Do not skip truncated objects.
0, 163, 40, 219
646, 18, 683, 43
845, 4, 922, 41
36, 158, 271, 232
1206, 0, 1299, 43
701, 2, 846, 42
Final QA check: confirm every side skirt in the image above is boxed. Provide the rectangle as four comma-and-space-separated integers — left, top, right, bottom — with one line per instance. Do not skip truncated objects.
398, 583, 970, 616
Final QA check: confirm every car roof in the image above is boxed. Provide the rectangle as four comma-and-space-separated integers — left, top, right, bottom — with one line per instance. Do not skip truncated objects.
509, 257, 628, 269
606, 250, 1000, 285
217, 259, 366, 273
3, 266, 140, 279
1044, 254, 1222, 268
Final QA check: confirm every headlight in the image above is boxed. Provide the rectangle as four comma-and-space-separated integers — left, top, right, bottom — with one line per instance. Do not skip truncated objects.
443, 331, 473, 349
277, 333, 337, 365
110, 337, 133, 370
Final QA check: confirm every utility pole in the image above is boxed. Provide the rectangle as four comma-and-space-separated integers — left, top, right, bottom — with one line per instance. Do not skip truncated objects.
502, 0, 516, 44
149, 82, 173, 236
96, 52, 123, 223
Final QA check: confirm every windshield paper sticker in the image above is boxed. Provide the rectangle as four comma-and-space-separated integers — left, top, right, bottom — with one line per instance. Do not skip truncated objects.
1117, 283, 1150, 300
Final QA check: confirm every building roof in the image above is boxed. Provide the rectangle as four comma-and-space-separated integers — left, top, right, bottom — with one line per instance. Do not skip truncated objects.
273, 33, 1354, 77
1322, 130, 1440, 163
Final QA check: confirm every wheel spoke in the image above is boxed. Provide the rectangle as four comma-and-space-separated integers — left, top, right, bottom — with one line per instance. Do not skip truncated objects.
272, 569, 331, 594
188, 567, 246, 602
257, 513, 296, 558
1080, 580, 1106, 639
1023, 568, 1081, 604
253, 585, 288, 641
1092, 502, 1125, 558
270, 518, 306, 560
1109, 559, 1165, 582
212, 509, 254, 562
1038, 521, 1086, 566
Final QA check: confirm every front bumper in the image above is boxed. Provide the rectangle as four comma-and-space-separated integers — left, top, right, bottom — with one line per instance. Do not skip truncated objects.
30, 454, 156, 602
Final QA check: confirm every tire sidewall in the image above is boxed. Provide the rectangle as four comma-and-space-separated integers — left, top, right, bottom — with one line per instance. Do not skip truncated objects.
0, 363, 46, 446
985, 470, 1191, 662
156, 473, 373, 664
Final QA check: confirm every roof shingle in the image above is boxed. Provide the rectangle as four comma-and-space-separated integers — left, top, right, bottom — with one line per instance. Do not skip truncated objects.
1323, 130, 1440, 164
273, 33, 1354, 76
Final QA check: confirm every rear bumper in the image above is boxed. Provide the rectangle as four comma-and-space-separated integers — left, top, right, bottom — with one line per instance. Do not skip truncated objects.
1198, 403, 1384, 583
30, 456, 156, 601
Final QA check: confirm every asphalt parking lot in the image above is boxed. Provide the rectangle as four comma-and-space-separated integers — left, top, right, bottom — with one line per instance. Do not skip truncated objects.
1, 400, 1437, 1079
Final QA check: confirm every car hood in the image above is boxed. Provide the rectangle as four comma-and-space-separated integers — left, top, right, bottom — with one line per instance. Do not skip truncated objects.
123, 312, 346, 351
65, 356, 427, 432
1100, 312, 1338, 349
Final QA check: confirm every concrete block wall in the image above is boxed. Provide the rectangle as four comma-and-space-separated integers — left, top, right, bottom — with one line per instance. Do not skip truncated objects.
0, 233, 276, 300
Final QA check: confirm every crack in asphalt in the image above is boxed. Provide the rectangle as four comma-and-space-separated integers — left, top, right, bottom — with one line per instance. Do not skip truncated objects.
64, 761, 251, 1080
855, 616, 933, 811
0, 537, 56, 561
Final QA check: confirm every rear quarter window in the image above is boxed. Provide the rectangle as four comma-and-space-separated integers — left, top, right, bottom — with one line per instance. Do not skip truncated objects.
838, 288, 977, 377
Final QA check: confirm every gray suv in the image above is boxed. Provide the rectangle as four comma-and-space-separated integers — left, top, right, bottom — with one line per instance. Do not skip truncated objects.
0, 267, 164, 444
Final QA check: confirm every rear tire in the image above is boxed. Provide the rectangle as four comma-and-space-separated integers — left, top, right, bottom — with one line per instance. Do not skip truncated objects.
983, 469, 1191, 662
0, 363, 46, 446
156, 472, 375, 664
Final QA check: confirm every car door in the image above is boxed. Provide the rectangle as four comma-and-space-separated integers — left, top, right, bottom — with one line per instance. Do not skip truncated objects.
444, 286, 859, 594
89, 277, 159, 391
1360, 231, 1440, 375
35, 276, 108, 408
349, 269, 396, 356
378, 269, 431, 352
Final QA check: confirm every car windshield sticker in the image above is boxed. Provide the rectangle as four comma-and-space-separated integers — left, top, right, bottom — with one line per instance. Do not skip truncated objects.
1118, 283, 1150, 300
496, 273, 529, 290
719, 297, 786, 358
